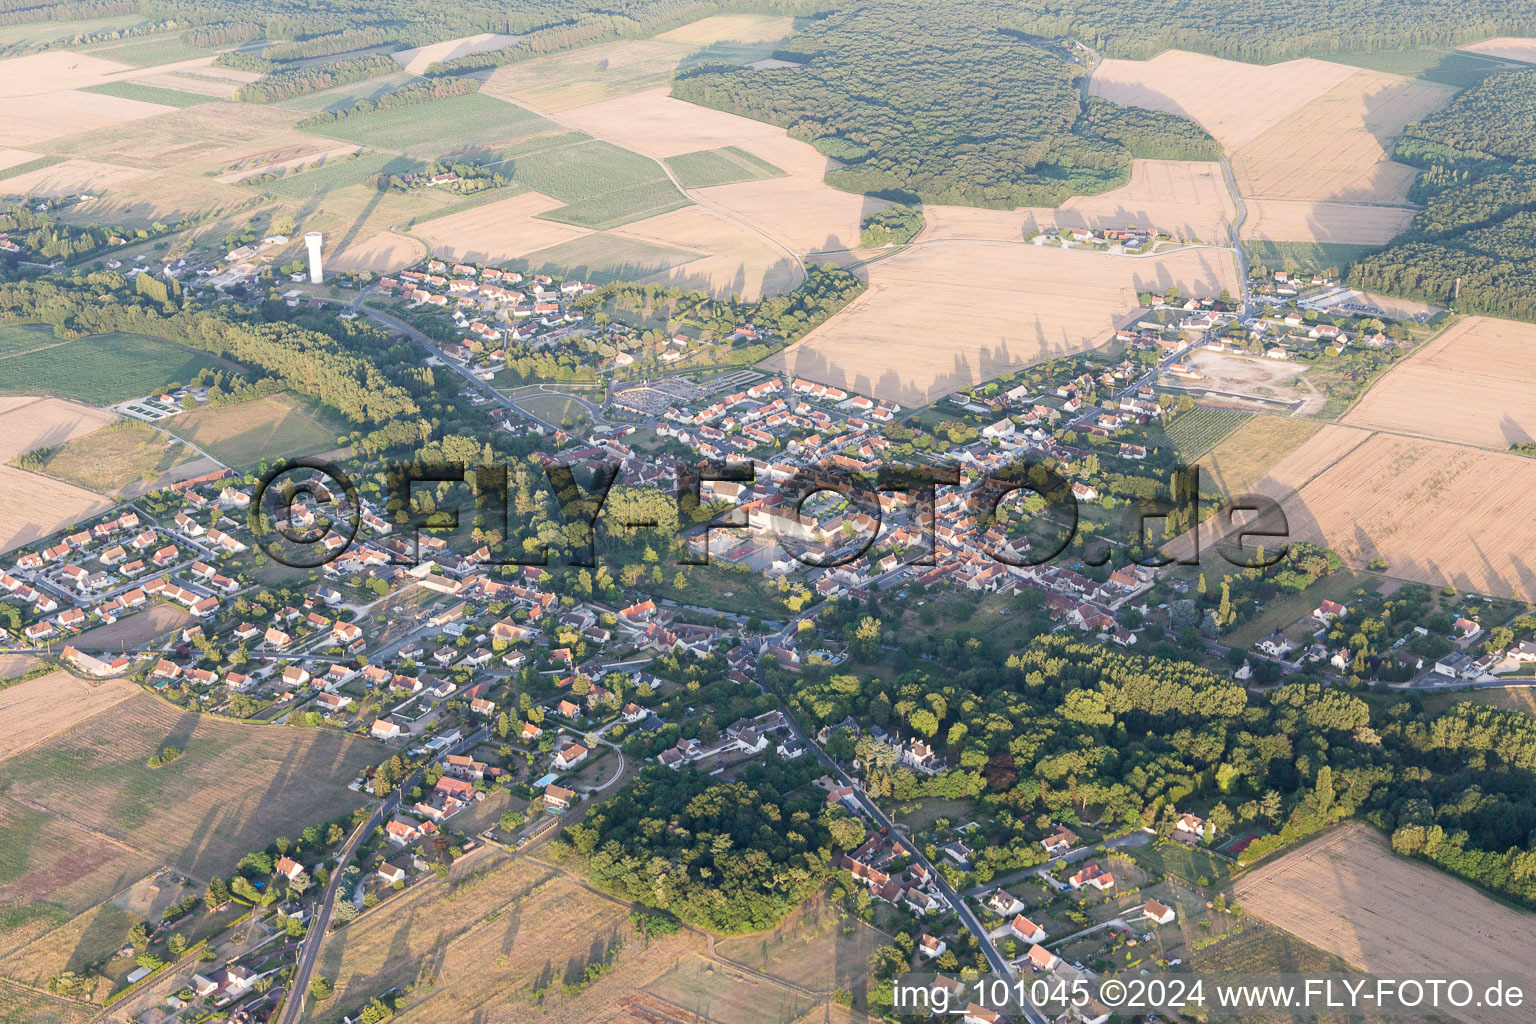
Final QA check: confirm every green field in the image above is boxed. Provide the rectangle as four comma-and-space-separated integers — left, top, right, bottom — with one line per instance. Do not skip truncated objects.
160, 392, 344, 467
1246, 240, 1380, 276
1323, 47, 1522, 88
518, 232, 701, 282
254, 151, 408, 199
539, 179, 691, 229
0, 324, 66, 360
0, 155, 64, 183
1164, 406, 1249, 460
0, 333, 221, 405
502, 138, 667, 202
0, 13, 145, 50
83, 34, 213, 66
79, 80, 214, 107
664, 146, 785, 188
26, 419, 194, 494
304, 92, 552, 157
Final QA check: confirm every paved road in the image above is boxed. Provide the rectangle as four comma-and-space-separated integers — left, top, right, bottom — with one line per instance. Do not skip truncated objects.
278, 728, 488, 1024
1219, 156, 1253, 318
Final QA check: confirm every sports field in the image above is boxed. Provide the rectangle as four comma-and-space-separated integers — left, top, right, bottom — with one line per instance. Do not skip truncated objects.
0, 333, 222, 406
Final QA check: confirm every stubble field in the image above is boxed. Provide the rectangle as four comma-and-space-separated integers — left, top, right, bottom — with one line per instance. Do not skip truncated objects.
414, 189, 596, 262
0, 672, 138, 764
0, 397, 120, 551
610, 204, 800, 299
1, 693, 378, 880
307, 854, 637, 1024
1340, 316, 1536, 448
1457, 36, 1536, 64
924, 159, 1235, 245
1235, 824, 1536, 1024
1088, 51, 1359, 151
764, 243, 1238, 406
1231, 71, 1453, 203
1242, 199, 1417, 245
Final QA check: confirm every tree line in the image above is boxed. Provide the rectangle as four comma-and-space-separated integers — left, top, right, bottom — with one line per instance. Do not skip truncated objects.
1349, 69, 1536, 321
296, 76, 481, 127
235, 52, 400, 103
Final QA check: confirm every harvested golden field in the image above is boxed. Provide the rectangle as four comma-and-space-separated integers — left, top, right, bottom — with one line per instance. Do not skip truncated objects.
764, 243, 1238, 406
715, 896, 889, 994
1232, 72, 1453, 203
46, 102, 309, 173
654, 13, 795, 45
0, 158, 143, 197
415, 189, 595, 262
1242, 199, 1416, 245
0, 671, 138, 763
1342, 316, 1536, 448
0, 51, 131, 96
328, 231, 426, 273
551, 88, 878, 254
484, 40, 696, 112
924, 159, 1234, 245
308, 854, 636, 1024
1276, 432, 1536, 599
0, 899, 135, 998
1458, 36, 1536, 64
391, 32, 518, 75
1089, 51, 1358, 152
0, 398, 116, 458
2, 693, 379, 880
133, 69, 240, 98
1197, 416, 1332, 498
0, 398, 120, 550
0, 148, 43, 172
70, 604, 189, 651
1235, 823, 1536, 1024
0, 89, 174, 147
612, 204, 800, 299
646, 955, 817, 1024
0, 467, 113, 553
55, 170, 259, 229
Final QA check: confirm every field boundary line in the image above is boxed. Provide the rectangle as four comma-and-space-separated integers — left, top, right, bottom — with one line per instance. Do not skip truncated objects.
1332, 313, 1460, 424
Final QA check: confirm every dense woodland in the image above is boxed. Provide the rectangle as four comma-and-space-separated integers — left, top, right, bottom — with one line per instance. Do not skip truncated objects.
672, 1, 1218, 208
556, 762, 844, 933
235, 52, 401, 103
1350, 70, 1536, 321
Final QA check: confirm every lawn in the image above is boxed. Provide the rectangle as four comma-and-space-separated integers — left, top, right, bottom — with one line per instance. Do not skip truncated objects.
1246, 240, 1379, 277
79, 80, 214, 107
891, 797, 979, 833
0, 333, 222, 406
517, 392, 593, 427
160, 392, 345, 467
303, 92, 552, 158
26, 418, 195, 494
255, 152, 408, 199
517, 232, 701, 283
665, 146, 785, 188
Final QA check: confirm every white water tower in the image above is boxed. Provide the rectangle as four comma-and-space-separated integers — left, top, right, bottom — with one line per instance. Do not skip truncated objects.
304, 231, 324, 284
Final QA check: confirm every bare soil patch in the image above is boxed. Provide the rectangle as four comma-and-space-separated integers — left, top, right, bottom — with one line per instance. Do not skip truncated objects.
71, 604, 189, 651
